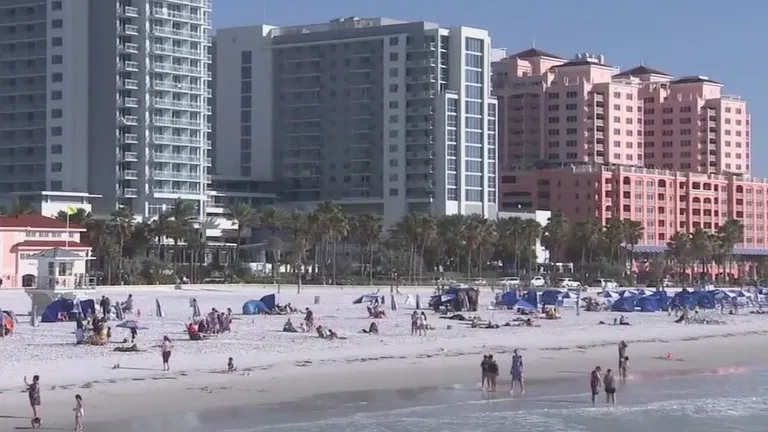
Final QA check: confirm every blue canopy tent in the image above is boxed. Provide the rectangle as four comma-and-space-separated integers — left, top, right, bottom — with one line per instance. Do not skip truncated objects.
619, 290, 638, 298
636, 289, 648, 296
635, 295, 660, 312
512, 299, 537, 311
611, 296, 636, 312
561, 291, 573, 299
353, 294, 382, 305
540, 290, 563, 306
242, 299, 269, 315
41, 298, 94, 323
728, 290, 747, 298
671, 289, 696, 309
646, 290, 670, 311
523, 291, 538, 308
599, 290, 619, 299
696, 291, 717, 309
498, 291, 517, 308
428, 293, 456, 309
259, 294, 276, 311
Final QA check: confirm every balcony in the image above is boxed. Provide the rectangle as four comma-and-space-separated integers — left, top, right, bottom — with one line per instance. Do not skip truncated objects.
204, 157, 212, 165
151, 9, 208, 25
154, 187, 201, 195
152, 27, 201, 40
119, 61, 139, 71
408, 90, 436, 99
153, 170, 200, 181
122, 188, 139, 198
121, 97, 139, 108
152, 117, 200, 128
120, 6, 139, 17
152, 134, 200, 145
122, 151, 139, 162
151, 44, 201, 58
406, 74, 437, 83
152, 81, 202, 93
121, 79, 139, 89
406, 58, 437, 68
165, 0, 211, 6
122, 133, 139, 143
153, 99, 203, 111
121, 170, 139, 180
120, 24, 139, 35
120, 43, 140, 54
153, 152, 200, 163
121, 116, 139, 125
152, 62, 203, 76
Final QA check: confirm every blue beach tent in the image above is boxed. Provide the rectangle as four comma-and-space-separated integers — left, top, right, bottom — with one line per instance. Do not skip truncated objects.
635, 295, 660, 312
41, 298, 94, 323
242, 299, 268, 315
611, 296, 636, 312
259, 294, 276, 311
540, 290, 563, 306
353, 294, 381, 305
523, 291, 538, 308
499, 291, 517, 308
512, 299, 537, 311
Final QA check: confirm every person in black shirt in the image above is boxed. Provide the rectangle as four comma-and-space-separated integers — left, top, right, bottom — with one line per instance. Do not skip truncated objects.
480, 355, 489, 389
486, 355, 499, 392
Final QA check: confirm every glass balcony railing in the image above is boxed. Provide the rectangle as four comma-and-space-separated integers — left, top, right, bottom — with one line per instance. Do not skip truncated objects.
123, 188, 139, 198
152, 117, 200, 128
152, 62, 203, 76
121, 170, 139, 179
152, 81, 202, 93
152, 27, 201, 40
153, 99, 203, 111
151, 44, 201, 58
122, 133, 139, 143
153, 152, 200, 162
152, 134, 201, 145
153, 170, 200, 181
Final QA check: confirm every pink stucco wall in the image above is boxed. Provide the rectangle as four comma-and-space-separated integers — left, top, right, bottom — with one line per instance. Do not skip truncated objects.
0, 227, 89, 288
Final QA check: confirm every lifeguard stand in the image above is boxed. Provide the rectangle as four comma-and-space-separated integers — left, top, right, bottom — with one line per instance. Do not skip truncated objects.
24, 248, 92, 314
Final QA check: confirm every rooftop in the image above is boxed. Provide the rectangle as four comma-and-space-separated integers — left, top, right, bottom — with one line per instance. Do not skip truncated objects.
508, 47, 564, 60
12, 241, 89, 250
671, 75, 722, 85
614, 65, 671, 77
0, 215, 84, 230
29, 247, 87, 260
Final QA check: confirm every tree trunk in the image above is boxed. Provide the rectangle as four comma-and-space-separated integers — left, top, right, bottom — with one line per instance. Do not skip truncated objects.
332, 239, 337, 285
369, 243, 374, 286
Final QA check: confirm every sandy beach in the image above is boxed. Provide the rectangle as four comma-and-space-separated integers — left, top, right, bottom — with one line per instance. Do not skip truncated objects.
0, 285, 766, 430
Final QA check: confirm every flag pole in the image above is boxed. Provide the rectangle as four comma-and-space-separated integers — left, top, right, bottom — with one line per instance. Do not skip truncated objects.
65, 210, 70, 250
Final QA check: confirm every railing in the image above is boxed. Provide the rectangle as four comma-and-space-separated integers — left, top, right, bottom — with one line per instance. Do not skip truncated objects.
152, 62, 203, 75
152, 44, 201, 58
122, 116, 139, 125
123, 188, 138, 197
122, 61, 139, 71
151, 9, 207, 24
152, 117, 200, 128
121, 97, 139, 107
153, 171, 200, 181
121, 6, 139, 17
152, 81, 202, 93
154, 188, 202, 195
122, 134, 139, 143
122, 43, 139, 53
165, 0, 210, 7
152, 27, 202, 40
122, 79, 139, 89
123, 151, 139, 161
153, 99, 203, 110
123, 24, 139, 35
153, 152, 200, 162
122, 170, 139, 179
152, 134, 201, 145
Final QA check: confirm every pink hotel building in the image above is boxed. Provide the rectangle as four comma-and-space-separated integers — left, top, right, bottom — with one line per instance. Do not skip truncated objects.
492, 48, 767, 253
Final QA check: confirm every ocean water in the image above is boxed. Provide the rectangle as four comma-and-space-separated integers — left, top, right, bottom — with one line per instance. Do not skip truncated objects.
101, 366, 768, 432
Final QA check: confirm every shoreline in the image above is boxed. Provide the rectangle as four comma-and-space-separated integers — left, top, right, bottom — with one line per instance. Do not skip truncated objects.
1, 330, 765, 430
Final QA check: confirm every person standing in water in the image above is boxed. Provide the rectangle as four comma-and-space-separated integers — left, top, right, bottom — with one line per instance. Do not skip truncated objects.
480, 355, 489, 389
604, 369, 617, 406
510, 349, 525, 396
73, 394, 84, 431
590, 366, 602, 406
618, 340, 628, 371
161, 336, 173, 371
24, 375, 41, 428
619, 356, 629, 384
486, 355, 499, 392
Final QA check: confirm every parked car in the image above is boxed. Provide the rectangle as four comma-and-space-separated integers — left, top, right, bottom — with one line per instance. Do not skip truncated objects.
500, 277, 521, 289
594, 278, 618, 290
472, 278, 488, 286
530, 276, 546, 288
556, 277, 581, 288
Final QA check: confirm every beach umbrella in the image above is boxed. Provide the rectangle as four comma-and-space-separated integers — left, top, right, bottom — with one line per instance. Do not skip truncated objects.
415, 294, 421, 310
113, 303, 124, 321
155, 298, 164, 318
190, 298, 201, 319
116, 320, 148, 331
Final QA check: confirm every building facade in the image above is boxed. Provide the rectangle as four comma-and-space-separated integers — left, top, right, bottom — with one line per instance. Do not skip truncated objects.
0, 0, 213, 220
0, 214, 90, 288
215, 18, 497, 226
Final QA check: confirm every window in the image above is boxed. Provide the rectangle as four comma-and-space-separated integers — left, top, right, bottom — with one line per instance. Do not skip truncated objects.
50, 108, 62, 118
51, 126, 62, 136
52, 1, 63, 10
240, 138, 251, 150
51, 144, 62, 154
389, 37, 399, 46
241, 51, 252, 64
388, 144, 398, 152
51, 19, 63, 29
240, 66, 251, 79
389, 159, 398, 167
388, 115, 399, 123
50, 180, 62, 191
389, 52, 398, 61
240, 166, 251, 177
389, 68, 398, 77
240, 95, 251, 109
240, 124, 251, 136
240, 81, 251, 94
465, 189, 483, 202
465, 69, 482, 84
240, 110, 250, 123
389, 188, 399, 196
51, 55, 63, 64
389, 84, 399, 93
52, 37, 62, 47
52, 72, 62, 82
51, 162, 62, 172
388, 101, 398, 109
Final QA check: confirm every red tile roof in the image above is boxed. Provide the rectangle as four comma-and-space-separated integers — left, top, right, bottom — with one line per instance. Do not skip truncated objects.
0, 215, 83, 230
12, 240, 89, 250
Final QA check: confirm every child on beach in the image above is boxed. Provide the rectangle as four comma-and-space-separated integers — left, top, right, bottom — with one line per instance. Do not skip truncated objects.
24, 375, 41, 428
73, 394, 84, 431
619, 356, 629, 383
161, 336, 172, 371
227, 357, 237, 372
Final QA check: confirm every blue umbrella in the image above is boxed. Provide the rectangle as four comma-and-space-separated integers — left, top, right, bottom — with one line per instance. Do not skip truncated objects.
116, 320, 148, 331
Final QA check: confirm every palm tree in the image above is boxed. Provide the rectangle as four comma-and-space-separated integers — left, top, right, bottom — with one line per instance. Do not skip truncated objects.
8, 202, 36, 216
667, 231, 692, 287
520, 218, 542, 275
285, 210, 311, 293
228, 203, 258, 264
109, 206, 135, 283
603, 219, 624, 264
55, 207, 91, 226
717, 219, 744, 284
352, 213, 383, 285
621, 219, 644, 284
542, 213, 568, 264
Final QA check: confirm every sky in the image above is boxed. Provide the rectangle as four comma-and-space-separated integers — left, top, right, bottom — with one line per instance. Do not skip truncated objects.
212, 0, 767, 175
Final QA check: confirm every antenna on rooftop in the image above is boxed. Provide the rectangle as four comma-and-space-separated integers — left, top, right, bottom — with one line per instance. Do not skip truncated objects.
532, 38, 536, 48
640, 58, 644, 66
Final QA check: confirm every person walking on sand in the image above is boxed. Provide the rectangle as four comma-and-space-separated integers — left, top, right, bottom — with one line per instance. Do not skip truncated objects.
73, 394, 84, 431
24, 374, 41, 428
161, 336, 173, 371
411, 311, 419, 336
590, 366, 602, 406
604, 369, 617, 406
486, 355, 499, 392
510, 349, 525, 396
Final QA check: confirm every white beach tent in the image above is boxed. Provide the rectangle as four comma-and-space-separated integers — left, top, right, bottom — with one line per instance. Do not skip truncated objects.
155, 298, 165, 318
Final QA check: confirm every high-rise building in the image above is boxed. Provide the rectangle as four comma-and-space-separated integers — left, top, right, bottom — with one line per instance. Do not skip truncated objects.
0, 0, 213, 219
214, 17, 498, 225
492, 48, 768, 250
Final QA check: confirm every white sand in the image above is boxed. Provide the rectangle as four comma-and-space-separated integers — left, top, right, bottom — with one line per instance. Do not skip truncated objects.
0, 285, 766, 428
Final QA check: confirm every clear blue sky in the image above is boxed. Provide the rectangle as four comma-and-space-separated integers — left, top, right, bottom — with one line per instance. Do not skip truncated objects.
213, 0, 767, 175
